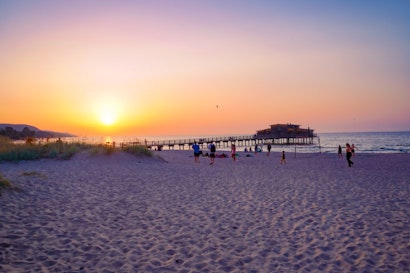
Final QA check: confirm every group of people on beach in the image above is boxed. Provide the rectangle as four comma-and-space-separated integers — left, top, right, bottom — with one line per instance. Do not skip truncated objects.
192, 142, 286, 165
194, 142, 356, 167
192, 142, 217, 165
339, 143, 357, 167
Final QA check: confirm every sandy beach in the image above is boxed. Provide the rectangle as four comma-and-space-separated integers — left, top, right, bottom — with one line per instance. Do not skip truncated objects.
1, 150, 409, 273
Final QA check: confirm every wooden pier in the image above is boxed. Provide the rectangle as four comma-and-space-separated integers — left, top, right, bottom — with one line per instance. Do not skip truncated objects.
121, 123, 316, 151
141, 134, 315, 151
144, 135, 260, 151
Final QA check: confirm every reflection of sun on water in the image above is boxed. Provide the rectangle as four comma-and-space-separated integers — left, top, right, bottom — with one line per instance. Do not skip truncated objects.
104, 136, 112, 145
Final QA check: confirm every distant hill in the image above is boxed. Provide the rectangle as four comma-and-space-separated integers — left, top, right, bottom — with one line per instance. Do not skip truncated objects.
0, 124, 40, 131
0, 123, 76, 139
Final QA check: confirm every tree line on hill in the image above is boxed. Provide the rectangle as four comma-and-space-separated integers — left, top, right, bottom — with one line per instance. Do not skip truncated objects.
0, 126, 46, 140
0, 124, 75, 140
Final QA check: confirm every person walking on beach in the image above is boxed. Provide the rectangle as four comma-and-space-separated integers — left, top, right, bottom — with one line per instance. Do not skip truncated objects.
338, 145, 343, 158
267, 143, 272, 156
192, 142, 200, 164
209, 142, 216, 165
281, 151, 286, 164
351, 144, 357, 157
231, 144, 237, 161
346, 143, 354, 167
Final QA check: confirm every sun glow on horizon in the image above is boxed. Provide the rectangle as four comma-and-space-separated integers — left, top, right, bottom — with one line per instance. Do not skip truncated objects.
100, 112, 116, 126
95, 100, 121, 127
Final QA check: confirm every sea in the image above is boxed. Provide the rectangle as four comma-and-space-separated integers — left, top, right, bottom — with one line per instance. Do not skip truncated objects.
68, 131, 410, 154
316, 131, 410, 154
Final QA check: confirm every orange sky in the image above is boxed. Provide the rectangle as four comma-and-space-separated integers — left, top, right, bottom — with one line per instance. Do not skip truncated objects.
1, 1, 409, 136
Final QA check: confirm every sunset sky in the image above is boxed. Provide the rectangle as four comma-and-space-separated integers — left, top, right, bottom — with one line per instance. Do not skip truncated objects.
1, 1, 409, 137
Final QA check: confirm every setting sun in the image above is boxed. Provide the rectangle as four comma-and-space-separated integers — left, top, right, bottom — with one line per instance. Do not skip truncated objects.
100, 112, 116, 126
90, 94, 124, 128
96, 101, 120, 127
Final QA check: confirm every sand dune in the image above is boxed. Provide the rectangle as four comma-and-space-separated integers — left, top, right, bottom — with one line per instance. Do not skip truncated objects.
1, 150, 409, 272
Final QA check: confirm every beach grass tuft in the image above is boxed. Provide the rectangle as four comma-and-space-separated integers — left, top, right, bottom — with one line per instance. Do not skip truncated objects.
0, 173, 20, 195
89, 144, 117, 156
0, 173, 12, 189
21, 171, 47, 179
122, 144, 153, 157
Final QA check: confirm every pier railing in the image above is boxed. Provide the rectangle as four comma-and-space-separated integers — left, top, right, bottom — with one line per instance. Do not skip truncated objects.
144, 135, 254, 147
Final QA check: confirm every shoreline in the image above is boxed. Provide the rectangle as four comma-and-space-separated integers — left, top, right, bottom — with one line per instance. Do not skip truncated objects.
1, 151, 409, 272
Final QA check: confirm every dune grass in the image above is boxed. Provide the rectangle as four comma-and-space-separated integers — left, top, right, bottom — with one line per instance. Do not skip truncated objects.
0, 173, 11, 189
122, 144, 153, 157
89, 144, 117, 156
0, 136, 91, 161
0, 173, 19, 195
0, 136, 152, 162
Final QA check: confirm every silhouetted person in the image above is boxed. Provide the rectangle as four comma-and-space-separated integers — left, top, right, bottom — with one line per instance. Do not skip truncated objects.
281, 151, 286, 164
209, 142, 216, 165
231, 144, 236, 161
351, 144, 357, 157
192, 142, 200, 164
346, 143, 354, 167
267, 143, 272, 156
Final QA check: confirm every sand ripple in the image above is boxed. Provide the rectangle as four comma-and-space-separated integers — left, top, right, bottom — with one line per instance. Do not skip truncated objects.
1, 151, 409, 272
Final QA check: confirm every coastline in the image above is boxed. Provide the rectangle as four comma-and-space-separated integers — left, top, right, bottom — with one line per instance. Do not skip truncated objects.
1, 151, 409, 272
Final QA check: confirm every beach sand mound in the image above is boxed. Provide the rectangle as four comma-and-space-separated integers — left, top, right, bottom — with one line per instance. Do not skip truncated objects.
0, 151, 409, 272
